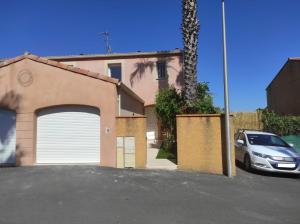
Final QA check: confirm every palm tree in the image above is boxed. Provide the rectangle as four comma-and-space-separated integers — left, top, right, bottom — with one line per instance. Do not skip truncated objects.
182, 0, 200, 107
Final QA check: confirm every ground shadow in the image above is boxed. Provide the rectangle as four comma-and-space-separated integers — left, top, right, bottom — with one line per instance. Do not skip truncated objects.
235, 158, 299, 179
155, 140, 178, 165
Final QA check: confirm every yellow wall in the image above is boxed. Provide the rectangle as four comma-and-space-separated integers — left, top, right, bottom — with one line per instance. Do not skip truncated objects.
176, 114, 236, 176
116, 116, 147, 168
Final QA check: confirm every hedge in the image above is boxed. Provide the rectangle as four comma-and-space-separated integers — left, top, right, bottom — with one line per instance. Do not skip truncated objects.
261, 109, 300, 136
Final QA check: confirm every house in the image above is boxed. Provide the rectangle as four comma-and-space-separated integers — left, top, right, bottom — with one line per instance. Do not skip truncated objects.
0, 50, 183, 167
47, 50, 183, 141
0, 54, 144, 166
266, 58, 300, 115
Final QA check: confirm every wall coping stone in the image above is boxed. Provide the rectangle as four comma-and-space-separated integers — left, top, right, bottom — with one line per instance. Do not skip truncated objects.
176, 114, 233, 117
116, 116, 146, 118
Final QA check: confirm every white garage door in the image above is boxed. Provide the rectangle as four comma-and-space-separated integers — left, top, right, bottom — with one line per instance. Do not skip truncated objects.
0, 109, 16, 165
36, 106, 100, 164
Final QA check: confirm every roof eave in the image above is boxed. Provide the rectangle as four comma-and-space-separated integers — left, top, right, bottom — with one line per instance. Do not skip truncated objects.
46, 49, 183, 61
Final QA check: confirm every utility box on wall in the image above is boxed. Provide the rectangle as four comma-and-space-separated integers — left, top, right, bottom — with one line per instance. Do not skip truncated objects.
117, 136, 136, 168
116, 116, 147, 168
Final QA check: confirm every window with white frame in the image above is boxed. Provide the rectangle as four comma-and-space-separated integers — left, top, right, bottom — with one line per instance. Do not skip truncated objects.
156, 61, 166, 79
108, 63, 122, 80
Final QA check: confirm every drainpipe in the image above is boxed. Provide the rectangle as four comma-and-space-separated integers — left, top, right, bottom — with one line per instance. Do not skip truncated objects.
117, 82, 121, 116
118, 94, 121, 116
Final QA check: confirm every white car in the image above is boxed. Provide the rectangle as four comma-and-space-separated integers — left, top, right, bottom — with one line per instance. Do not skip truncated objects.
235, 130, 300, 174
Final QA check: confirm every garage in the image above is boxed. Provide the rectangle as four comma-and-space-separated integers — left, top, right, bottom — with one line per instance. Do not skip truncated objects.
0, 109, 16, 165
36, 106, 100, 164
0, 54, 145, 167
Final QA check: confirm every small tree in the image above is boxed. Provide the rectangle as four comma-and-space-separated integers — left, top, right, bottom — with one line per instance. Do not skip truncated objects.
185, 82, 221, 113
155, 86, 184, 136
155, 83, 219, 156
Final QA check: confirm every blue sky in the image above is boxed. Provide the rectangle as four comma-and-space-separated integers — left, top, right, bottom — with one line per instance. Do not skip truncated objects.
1, 0, 300, 111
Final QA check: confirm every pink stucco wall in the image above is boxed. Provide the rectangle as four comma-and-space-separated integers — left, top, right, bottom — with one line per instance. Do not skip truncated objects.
0, 58, 117, 167
54, 53, 183, 106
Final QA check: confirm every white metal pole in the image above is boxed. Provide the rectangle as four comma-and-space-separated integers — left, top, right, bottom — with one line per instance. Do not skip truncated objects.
222, 0, 232, 177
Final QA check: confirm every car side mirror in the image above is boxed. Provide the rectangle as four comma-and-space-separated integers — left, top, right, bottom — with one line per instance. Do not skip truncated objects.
237, 139, 244, 145
288, 143, 294, 147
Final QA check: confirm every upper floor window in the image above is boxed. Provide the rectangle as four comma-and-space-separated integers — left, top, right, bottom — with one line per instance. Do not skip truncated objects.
108, 63, 122, 80
156, 61, 166, 80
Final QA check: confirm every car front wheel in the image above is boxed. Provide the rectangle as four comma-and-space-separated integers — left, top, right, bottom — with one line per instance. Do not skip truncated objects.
244, 154, 252, 171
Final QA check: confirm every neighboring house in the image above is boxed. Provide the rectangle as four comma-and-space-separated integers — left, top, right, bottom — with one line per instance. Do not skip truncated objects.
47, 50, 183, 141
266, 58, 300, 116
0, 50, 183, 167
0, 54, 143, 166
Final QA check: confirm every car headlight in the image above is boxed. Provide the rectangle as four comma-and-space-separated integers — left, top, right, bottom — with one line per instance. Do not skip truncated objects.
252, 151, 270, 159
270, 156, 285, 161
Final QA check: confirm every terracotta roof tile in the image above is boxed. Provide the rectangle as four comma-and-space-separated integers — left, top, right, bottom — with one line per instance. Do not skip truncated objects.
87, 71, 99, 77
28, 54, 39, 60
0, 54, 118, 85
46, 59, 59, 67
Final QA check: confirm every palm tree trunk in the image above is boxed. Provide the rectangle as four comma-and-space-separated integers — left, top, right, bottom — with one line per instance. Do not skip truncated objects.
182, 0, 200, 107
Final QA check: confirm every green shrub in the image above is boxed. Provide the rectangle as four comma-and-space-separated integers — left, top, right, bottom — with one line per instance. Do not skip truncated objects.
261, 109, 300, 136
156, 134, 177, 160
155, 82, 220, 159
155, 83, 219, 135
161, 134, 176, 152
185, 82, 221, 114
155, 86, 184, 135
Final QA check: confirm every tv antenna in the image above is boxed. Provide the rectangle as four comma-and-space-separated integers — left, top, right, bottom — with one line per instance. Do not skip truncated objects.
101, 31, 112, 54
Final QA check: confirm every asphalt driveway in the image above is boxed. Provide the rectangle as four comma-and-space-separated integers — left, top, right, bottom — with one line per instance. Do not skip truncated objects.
0, 166, 299, 224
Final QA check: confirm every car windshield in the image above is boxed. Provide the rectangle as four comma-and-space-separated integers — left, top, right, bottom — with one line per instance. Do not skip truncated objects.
246, 134, 291, 147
